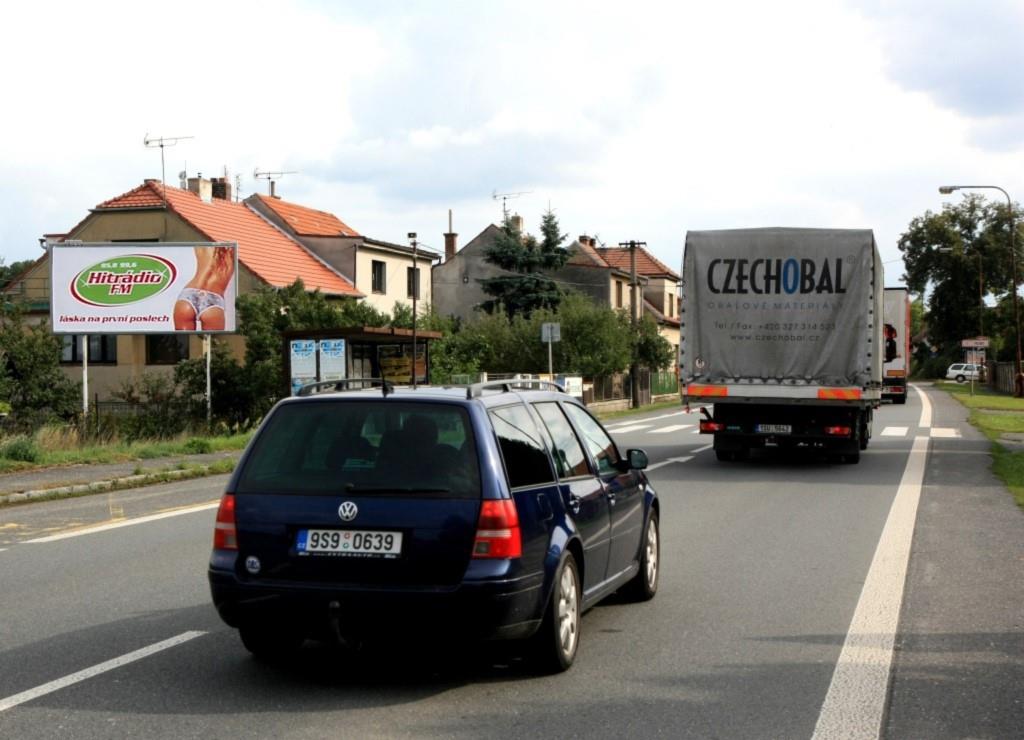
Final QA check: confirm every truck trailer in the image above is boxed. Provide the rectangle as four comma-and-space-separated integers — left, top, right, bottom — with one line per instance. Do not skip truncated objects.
882, 287, 910, 404
680, 227, 883, 463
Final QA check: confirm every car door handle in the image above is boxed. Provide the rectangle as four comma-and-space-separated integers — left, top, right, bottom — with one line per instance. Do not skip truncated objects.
567, 494, 581, 515
606, 489, 617, 506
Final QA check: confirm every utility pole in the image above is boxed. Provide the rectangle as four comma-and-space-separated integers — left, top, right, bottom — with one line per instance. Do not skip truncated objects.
408, 232, 418, 388
620, 240, 647, 408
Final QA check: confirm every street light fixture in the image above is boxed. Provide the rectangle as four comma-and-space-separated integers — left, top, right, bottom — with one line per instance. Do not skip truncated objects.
939, 184, 1023, 394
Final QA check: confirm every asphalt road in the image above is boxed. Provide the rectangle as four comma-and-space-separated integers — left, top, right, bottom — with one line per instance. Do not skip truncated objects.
0, 386, 1020, 738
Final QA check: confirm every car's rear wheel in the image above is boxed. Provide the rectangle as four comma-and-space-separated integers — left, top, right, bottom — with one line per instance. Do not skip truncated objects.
622, 511, 659, 601
532, 553, 580, 673
239, 623, 305, 661
956, 374, 966, 383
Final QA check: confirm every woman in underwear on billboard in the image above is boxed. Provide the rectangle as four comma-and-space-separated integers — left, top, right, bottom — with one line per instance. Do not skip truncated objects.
173, 246, 235, 331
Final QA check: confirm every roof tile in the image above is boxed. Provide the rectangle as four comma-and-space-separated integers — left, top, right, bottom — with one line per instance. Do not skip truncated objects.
253, 193, 360, 237
597, 246, 680, 280
95, 182, 360, 296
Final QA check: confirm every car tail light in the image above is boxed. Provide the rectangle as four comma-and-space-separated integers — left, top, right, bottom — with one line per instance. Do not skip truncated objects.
824, 426, 852, 437
473, 499, 521, 558
700, 420, 725, 433
213, 493, 238, 550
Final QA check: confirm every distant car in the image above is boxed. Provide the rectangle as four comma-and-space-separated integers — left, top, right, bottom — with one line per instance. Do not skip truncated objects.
946, 363, 981, 382
208, 379, 660, 672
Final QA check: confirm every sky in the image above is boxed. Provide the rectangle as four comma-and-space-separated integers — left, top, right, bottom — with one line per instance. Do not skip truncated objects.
3, 0, 1024, 287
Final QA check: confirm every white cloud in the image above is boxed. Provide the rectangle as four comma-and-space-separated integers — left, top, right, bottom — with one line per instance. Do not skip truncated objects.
3, 0, 1024, 294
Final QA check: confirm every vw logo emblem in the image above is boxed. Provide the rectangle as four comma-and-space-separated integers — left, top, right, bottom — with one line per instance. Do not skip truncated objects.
338, 501, 358, 522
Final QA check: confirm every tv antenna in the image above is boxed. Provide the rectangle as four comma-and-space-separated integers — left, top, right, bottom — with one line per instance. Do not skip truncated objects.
254, 168, 297, 198
143, 134, 193, 196
492, 189, 532, 222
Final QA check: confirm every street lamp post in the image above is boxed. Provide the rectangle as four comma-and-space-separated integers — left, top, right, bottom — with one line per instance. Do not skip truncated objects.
940, 185, 1022, 394
408, 232, 418, 389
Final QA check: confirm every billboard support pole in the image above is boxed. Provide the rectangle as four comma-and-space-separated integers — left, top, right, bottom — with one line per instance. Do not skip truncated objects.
81, 335, 89, 417
205, 335, 212, 428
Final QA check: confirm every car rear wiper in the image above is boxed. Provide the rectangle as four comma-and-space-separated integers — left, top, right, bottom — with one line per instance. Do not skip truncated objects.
343, 484, 451, 493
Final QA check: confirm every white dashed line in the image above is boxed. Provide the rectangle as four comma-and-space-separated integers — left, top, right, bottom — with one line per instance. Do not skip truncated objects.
812, 435, 929, 739
930, 428, 961, 438
608, 424, 653, 434
0, 631, 207, 713
881, 427, 909, 437
647, 424, 693, 434
646, 456, 693, 471
693, 444, 713, 453
24, 502, 219, 543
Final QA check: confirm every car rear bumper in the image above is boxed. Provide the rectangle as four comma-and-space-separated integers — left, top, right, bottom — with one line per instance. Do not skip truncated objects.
208, 565, 545, 641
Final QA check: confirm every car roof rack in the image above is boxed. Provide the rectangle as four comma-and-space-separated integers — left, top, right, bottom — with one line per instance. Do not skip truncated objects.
466, 379, 565, 399
297, 378, 394, 397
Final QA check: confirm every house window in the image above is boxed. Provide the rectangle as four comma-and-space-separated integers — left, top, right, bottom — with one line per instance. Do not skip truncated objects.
407, 267, 421, 299
61, 335, 117, 364
372, 261, 386, 294
616, 281, 624, 308
146, 335, 189, 365
666, 293, 673, 317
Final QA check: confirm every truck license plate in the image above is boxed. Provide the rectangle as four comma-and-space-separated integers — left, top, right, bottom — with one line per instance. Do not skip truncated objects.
756, 424, 791, 434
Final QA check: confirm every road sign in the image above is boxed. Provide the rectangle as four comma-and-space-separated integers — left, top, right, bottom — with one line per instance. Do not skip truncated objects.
541, 322, 561, 342
961, 337, 990, 349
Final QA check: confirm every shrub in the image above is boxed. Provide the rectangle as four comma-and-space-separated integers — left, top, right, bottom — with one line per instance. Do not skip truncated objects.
0, 435, 41, 462
184, 437, 213, 454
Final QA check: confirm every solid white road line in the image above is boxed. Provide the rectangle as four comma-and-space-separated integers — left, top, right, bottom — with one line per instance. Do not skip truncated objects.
24, 502, 219, 544
0, 631, 206, 713
647, 424, 693, 434
881, 427, 909, 437
812, 435, 929, 740
912, 383, 931, 428
646, 456, 693, 471
693, 444, 713, 453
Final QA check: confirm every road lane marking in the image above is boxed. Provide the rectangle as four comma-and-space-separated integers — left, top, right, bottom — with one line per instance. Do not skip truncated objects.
0, 631, 206, 713
930, 427, 960, 438
605, 410, 689, 430
881, 427, 908, 437
608, 424, 652, 433
647, 424, 693, 434
912, 383, 931, 428
812, 434, 929, 740
693, 444, 713, 453
24, 502, 219, 543
646, 456, 693, 471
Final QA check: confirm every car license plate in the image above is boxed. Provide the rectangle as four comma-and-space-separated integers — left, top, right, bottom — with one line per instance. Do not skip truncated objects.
756, 424, 791, 434
296, 529, 402, 558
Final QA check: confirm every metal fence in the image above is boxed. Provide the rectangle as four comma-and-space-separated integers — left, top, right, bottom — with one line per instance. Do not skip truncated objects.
651, 371, 679, 396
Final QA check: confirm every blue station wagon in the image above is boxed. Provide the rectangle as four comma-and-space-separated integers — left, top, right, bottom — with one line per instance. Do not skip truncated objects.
208, 380, 660, 672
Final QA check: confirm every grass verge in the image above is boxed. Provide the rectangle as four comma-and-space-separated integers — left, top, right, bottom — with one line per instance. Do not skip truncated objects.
939, 380, 1024, 508
0, 431, 253, 473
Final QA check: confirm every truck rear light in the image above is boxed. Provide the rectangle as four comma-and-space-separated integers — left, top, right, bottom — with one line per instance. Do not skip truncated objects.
473, 499, 522, 558
213, 493, 238, 550
700, 421, 725, 433
824, 426, 852, 437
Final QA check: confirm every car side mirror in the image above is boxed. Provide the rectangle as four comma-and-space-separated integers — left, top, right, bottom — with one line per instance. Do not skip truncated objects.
625, 448, 648, 470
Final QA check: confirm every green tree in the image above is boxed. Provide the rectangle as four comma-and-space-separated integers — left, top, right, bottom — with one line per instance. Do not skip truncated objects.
479, 209, 570, 319
0, 258, 37, 290
633, 315, 674, 370
0, 304, 80, 425
898, 194, 1022, 360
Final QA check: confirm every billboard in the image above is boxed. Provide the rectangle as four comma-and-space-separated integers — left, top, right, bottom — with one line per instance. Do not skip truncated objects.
50, 242, 238, 334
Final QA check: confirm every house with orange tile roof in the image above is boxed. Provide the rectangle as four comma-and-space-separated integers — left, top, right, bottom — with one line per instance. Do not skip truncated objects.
246, 193, 439, 315
432, 224, 680, 367
3, 177, 365, 398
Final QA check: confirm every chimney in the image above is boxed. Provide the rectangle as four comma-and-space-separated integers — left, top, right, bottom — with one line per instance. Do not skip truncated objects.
210, 177, 232, 202
510, 213, 525, 234
444, 208, 457, 261
187, 176, 213, 203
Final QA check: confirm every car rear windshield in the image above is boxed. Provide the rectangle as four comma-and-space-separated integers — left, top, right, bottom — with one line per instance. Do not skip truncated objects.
235, 400, 481, 498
